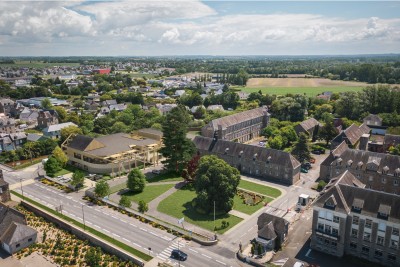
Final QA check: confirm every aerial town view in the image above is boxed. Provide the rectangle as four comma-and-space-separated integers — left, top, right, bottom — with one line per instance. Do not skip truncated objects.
1, 1, 400, 267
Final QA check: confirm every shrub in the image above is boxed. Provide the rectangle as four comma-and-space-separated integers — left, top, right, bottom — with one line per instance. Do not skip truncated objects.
317, 180, 327, 191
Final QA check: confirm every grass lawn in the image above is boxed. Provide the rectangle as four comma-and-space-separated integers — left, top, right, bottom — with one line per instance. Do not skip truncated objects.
147, 172, 184, 183
239, 180, 281, 198
157, 185, 242, 234
233, 195, 273, 215
237, 86, 364, 97
53, 165, 86, 177
109, 182, 127, 194
122, 184, 175, 203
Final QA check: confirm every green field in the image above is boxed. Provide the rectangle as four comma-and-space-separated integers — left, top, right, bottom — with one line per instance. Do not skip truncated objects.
147, 172, 184, 183
122, 184, 175, 203
233, 195, 273, 215
238, 180, 282, 198
157, 185, 242, 234
0, 61, 80, 68
238, 86, 364, 97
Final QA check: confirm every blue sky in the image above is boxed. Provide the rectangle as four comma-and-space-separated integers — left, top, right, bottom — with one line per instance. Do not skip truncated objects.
0, 1, 399, 56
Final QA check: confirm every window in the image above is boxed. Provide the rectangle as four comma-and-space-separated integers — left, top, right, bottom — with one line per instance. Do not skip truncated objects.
333, 216, 340, 223
318, 223, 324, 231
350, 242, 357, 250
390, 239, 398, 249
319, 210, 326, 219
377, 236, 385, 246
28, 238, 32, 242
351, 228, 358, 238
365, 219, 372, 229
392, 228, 399, 236
325, 225, 331, 234
352, 216, 359, 225
331, 241, 337, 247
374, 249, 383, 258
388, 254, 397, 262
332, 228, 338, 236
378, 223, 386, 232
394, 180, 399, 186
363, 232, 371, 242
362, 246, 370, 255
326, 212, 333, 221
382, 178, 386, 184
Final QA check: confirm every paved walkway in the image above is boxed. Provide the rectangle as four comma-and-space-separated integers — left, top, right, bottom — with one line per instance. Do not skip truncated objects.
228, 209, 250, 219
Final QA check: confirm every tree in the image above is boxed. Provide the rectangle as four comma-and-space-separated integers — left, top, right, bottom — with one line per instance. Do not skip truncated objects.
41, 98, 52, 109
389, 144, 400, 155
60, 125, 83, 143
291, 133, 311, 162
267, 135, 283, 150
119, 195, 132, 208
53, 106, 67, 123
85, 247, 101, 266
160, 105, 196, 173
71, 170, 85, 189
138, 200, 148, 213
44, 156, 61, 177
194, 155, 240, 213
127, 168, 146, 193
94, 180, 110, 198
319, 120, 338, 145
52, 146, 68, 167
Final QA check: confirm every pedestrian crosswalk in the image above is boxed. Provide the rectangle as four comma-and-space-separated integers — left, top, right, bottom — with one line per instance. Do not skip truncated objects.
157, 239, 187, 266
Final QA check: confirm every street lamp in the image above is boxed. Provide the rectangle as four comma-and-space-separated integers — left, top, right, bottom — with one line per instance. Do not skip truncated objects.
20, 178, 24, 201
82, 204, 86, 231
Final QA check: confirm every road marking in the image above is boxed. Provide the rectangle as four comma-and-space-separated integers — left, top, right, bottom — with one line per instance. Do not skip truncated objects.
271, 258, 288, 266
103, 212, 110, 216
305, 248, 312, 257
132, 242, 142, 248
120, 219, 127, 223
162, 236, 171, 241
140, 228, 148, 232
149, 231, 159, 237
94, 224, 101, 229
216, 260, 226, 265
239, 233, 246, 238
112, 216, 118, 219
72, 199, 78, 203
122, 238, 130, 243
129, 223, 137, 227
44, 196, 50, 199
86, 221, 92, 225
201, 253, 212, 259
66, 196, 72, 199
103, 229, 110, 233
113, 233, 120, 238
189, 248, 198, 253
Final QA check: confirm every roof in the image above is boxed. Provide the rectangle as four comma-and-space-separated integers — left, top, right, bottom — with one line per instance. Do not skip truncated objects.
296, 118, 320, 132
384, 134, 400, 147
193, 136, 301, 169
205, 107, 269, 131
137, 128, 163, 137
363, 114, 383, 126
332, 123, 370, 146
0, 203, 26, 236
314, 172, 400, 223
27, 133, 44, 142
67, 132, 160, 157
257, 213, 289, 240
0, 222, 37, 245
44, 122, 77, 133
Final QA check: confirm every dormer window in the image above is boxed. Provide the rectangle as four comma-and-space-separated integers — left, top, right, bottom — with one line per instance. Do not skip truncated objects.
324, 195, 337, 209
347, 160, 353, 168
395, 168, 400, 177
224, 148, 229, 155
357, 161, 363, 170
239, 150, 243, 158
352, 198, 364, 213
337, 158, 342, 166
378, 204, 390, 220
253, 153, 258, 161
266, 156, 271, 164
382, 166, 389, 174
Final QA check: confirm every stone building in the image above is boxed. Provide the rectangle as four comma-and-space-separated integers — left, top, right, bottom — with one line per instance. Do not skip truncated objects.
320, 141, 400, 194
311, 171, 400, 266
37, 110, 59, 129
330, 123, 370, 150
193, 136, 300, 185
0, 170, 11, 203
294, 118, 320, 140
0, 115, 16, 134
256, 213, 289, 251
201, 107, 270, 143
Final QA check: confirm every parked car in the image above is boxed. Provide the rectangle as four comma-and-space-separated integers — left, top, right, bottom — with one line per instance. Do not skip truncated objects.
170, 249, 187, 261
301, 168, 309, 173
311, 150, 321, 155
302, 162, 312, 170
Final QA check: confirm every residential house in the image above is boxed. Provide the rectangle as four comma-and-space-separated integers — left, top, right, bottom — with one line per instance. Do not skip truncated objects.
156, 103, 177, 115
19, 108, 39, 125
42, 122, 77, 139
294, 118, 321, 139
0, 98, 16, 116
330, 123, 370, 150
101, 99, 117, 107
0, 203, 37, 254
206, 105, 225, 112
37, 110, 59, 129
62, 129, 162, 174
0, 115, 16, 134
310, 170, 400, 267
363, 114, 386, 135
194, 136, 301, 185
0, 170, 11, 202
84, 100, 100, 111
236, 92, 249, 100
320, 141, 400, 194
256, 213, 289, 251
26, 133, 47, 142
201, 107, 270, 143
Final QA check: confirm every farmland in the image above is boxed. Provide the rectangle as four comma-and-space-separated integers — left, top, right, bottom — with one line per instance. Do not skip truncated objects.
236, 78, 370, 96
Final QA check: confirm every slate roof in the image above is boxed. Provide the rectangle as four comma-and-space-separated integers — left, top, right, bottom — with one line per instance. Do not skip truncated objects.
314, 171, 400, 223
296, 118, 320, 132
0, 222, 36, 244
0, 204, 26, 236
332, 123, 370, 147
44, 122, 77, 133
363, 114, 383, 126
206, 107, 269, 131
384, 134, 400, 147
257, 213, 288, 240
193, 136, 301, 169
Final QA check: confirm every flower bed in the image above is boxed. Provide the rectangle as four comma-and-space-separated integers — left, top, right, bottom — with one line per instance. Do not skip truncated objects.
237, 189, 264, 206
41, 178, 72, 193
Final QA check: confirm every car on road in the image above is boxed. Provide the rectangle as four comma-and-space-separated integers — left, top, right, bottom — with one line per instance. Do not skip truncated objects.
170, 249, 187, 261
152, 169, 161, 175
301, 168, 309, 173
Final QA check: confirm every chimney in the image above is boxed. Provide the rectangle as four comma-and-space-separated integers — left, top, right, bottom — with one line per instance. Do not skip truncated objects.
359, 134, 370, 151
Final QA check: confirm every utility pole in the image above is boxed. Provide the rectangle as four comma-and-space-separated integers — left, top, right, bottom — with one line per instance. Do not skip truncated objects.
20, 178, 24, 201
82, 204, 86, 231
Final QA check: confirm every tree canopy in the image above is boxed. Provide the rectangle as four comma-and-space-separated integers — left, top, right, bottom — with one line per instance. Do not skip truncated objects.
94, 180, 110, 198
194, 155, 240, 213
44, 156, 61, 177
52, 146, 68, 167
291, 133, 311, 162
127, 168, 146, 193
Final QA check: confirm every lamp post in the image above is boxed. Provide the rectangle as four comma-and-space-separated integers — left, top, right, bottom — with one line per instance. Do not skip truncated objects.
82, 204, 86, 231
20, 178, 24, 201
213, 201, 216, 233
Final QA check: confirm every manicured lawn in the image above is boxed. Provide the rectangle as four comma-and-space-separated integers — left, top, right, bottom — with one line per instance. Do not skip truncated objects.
238, 180, 281, 198
122, 184, 175, 203
147, 172, 184, 183
233, 195, 273, 215
109, 182, 127, 194
53, 165, 86, 177
157, 185, 242, 234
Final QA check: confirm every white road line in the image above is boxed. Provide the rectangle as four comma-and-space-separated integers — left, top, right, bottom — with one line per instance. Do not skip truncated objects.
189, 248, 198, 254
76, 217, 82, 220
132, 242, 142, 248
201, 254, 212, 259
149, 231, 159, 237
94, 224, 101, 229
140, 228, 148, 232
72, 199, 78, 202
120, 219, 127, 223
113, 233, 120, 238
122, 238, 130, 243
103, 229, 110, 233
216, 260, 226, 265
129, 223, 137, 227
103, 212, 110, 216
112, 216, 118, 219
86, 221, 92, 225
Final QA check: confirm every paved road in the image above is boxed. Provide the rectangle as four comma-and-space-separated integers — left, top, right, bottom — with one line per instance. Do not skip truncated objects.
4, 171, 239, 267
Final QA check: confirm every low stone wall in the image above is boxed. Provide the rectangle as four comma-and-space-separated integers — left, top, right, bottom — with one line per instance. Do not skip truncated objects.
21, 201, 145, 266
236, 251, 266, 267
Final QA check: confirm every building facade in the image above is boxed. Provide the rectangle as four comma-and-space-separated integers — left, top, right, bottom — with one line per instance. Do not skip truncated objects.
37, 110, 59, 129
311, 171, 400, 267
0, 170, 11, 203
294, 118, 320, 139
194, 136, 300, 185
331, 123, 370, 150
320, 141, 400, 194
201, 107, 270, 143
